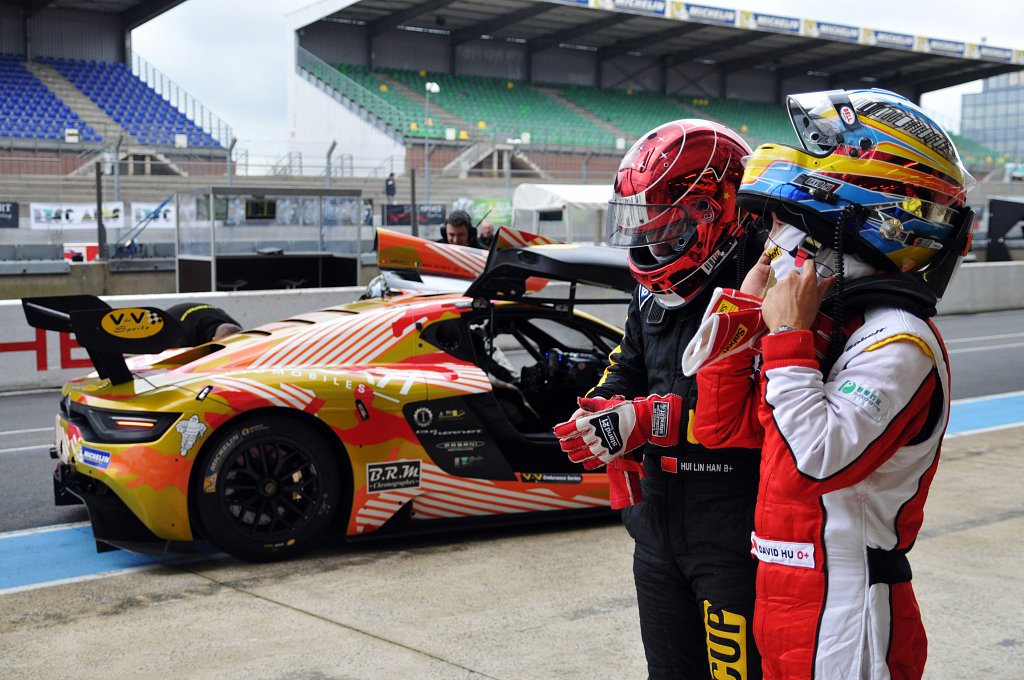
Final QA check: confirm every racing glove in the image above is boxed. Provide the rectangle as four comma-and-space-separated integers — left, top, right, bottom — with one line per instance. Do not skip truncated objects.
607, 455, 645, 509
681, 287, 837, 375
554, 394, 683, 470
681, 287, 767, 376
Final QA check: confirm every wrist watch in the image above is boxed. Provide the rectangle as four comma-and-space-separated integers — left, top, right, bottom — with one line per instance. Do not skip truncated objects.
770, 325, 798, 334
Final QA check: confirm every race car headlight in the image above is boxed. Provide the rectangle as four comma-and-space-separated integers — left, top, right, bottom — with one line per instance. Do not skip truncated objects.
80, 407, 181, 443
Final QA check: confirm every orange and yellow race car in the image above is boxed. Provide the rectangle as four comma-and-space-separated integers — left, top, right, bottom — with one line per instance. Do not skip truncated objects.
23, 229, 632, 561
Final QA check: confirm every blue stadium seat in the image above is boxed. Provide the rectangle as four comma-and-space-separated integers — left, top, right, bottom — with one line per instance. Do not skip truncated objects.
46, 56, 222, 148
0, 53, 100, 143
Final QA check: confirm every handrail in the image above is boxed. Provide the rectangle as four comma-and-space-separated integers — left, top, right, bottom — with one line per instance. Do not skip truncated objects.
132, 53, 234, 146
296, 47, 407, 135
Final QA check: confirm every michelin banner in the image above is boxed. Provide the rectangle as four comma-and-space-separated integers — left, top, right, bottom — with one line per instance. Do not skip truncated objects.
596, 0, 666, 16
673, 3, 736, 25
739, 11, 801, 34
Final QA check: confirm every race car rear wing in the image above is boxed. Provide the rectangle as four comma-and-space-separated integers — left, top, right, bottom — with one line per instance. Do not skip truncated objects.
21, 295, 184, 385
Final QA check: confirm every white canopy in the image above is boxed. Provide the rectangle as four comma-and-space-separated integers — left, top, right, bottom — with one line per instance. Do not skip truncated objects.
511, 184, 612, 242
512, 183, 612, 213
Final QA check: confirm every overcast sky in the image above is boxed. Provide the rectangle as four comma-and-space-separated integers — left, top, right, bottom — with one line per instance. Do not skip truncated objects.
131, 0, 1024, 155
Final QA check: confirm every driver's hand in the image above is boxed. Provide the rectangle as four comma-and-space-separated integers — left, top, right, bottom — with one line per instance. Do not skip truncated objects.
567, 407, 590, 421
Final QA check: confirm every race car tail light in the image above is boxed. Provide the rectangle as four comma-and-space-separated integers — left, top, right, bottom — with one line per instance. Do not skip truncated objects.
77, 406, 181, 443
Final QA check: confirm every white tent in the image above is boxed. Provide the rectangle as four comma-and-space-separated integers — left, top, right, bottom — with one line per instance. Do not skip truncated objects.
512, 183, 612, 243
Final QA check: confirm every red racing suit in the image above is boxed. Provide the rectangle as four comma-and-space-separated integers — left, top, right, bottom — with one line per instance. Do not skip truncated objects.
694, 304, 950, 680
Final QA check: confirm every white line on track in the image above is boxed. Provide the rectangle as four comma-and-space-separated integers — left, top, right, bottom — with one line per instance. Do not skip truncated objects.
0, 427, 52, 437
945, 332, 1024, 345
950, 389, 1024, 405
0, 565, 170, 596
947, 341, 1024, 355
0, 444, 49, 455
0, 522, 90, 539
945, 422, 1024, 439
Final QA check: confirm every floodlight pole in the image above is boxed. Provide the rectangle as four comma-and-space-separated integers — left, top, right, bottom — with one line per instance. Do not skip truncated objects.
226, 137, 237, 186
326, 140, 337, 188
113, 134, 123, 202
424, 81, 439, 205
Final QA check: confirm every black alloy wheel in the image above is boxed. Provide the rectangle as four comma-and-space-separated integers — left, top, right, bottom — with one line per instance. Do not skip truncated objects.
193, 414, 341, 561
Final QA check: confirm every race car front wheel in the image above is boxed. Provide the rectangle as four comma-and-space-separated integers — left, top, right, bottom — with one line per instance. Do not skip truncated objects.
193, 414, 341, 562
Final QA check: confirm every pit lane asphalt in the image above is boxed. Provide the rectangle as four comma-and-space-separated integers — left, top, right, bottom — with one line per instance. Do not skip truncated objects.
1, 421, 1022, 679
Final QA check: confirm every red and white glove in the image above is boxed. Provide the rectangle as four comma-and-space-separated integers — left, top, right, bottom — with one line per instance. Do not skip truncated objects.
554, 394, 683, 470
681, 287, 767, 376
607, 455, 645, 509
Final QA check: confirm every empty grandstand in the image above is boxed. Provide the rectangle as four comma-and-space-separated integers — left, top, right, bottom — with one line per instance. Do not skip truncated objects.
288, 0, 1019, 183
1, 0, 1022, 299
45, 57, 220, 148
0, 53, 100, 143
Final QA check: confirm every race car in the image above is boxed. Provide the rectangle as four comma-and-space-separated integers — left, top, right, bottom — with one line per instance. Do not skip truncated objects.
23, 228, 632, 561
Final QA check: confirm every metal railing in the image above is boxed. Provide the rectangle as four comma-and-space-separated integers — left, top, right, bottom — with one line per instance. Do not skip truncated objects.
131, 53, 234, 147
296, 48, 407, 137
295, 48, 627, 151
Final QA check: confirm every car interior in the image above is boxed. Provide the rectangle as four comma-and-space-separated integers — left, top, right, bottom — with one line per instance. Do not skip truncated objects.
423, 309, 621, 434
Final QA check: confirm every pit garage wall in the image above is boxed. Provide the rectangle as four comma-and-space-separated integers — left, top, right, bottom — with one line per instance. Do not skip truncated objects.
2, 262, 1024, 392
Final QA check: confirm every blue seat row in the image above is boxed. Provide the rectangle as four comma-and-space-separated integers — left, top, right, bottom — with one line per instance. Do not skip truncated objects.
0, 53, 101, 142
41, 55, 221, 148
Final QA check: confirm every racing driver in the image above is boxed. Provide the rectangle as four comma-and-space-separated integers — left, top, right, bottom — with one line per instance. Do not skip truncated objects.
555, 119, 763, 680
690, 88, 975, 679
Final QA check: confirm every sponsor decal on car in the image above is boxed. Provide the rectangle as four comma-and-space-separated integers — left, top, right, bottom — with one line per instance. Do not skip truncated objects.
175, 414, 207, 457
367, 460, 422, 493
436, 440, 485, 452
413, 406, 433, 428
520, 472, 584, 484
452, 455, 485, 468
80, 445, 111, 470
100, 308, 164, 339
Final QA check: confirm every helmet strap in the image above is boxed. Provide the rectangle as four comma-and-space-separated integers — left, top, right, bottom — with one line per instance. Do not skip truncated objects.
821, 214, 848, 377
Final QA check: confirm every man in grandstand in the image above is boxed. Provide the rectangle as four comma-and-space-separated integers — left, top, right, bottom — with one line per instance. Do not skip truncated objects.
384, 172, 396, 204
437, 209, 482, 248
690, 89, 974, 680
554, 120, 763, 680
166, 302, 242, 346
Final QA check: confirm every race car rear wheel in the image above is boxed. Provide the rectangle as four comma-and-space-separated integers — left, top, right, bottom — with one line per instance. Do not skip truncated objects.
193, 414, 341, 562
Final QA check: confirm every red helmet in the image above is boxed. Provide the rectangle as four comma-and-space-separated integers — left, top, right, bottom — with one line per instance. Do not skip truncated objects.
607, 119, 752, 307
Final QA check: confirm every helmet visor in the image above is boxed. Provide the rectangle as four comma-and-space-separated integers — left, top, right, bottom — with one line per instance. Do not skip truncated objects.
606, 195, 719, 249
787, 90, 861, 156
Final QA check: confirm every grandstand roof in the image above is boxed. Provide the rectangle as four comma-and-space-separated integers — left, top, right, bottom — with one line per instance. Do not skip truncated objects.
315, 0, 1024, 96
6, 0, 184, 30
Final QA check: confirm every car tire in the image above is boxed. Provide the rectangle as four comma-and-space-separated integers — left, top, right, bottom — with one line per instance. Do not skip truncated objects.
193, 414, 341, 562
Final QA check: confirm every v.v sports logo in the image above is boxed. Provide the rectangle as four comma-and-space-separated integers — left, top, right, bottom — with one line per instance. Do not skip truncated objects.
595, 413, 622, 453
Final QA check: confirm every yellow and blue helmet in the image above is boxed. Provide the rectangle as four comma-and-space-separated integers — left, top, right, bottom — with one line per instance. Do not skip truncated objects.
738, 88, 975, 297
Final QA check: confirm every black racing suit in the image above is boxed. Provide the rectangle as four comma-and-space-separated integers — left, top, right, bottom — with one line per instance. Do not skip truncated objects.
166, 302, 240, 347
589, 285, 762, 680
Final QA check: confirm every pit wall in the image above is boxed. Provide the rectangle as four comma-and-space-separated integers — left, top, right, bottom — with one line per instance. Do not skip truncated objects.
1, 262, 1021, 392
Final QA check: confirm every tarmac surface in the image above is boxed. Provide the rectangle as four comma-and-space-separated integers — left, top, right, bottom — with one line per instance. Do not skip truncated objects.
2, 424, 1022, 680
